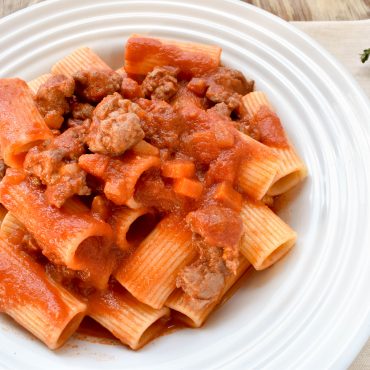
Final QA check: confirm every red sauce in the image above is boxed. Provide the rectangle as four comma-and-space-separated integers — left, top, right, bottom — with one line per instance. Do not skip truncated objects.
250, 106, 289, 148
0, 79, 52, 168
132, 96, 254, 248
120, 77, 143, 99
0, 238, 69, 323
125, 37, 219, 79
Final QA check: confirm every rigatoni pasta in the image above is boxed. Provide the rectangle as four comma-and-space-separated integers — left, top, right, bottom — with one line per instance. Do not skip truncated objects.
115, 216, 196, 309
108, 207, 155, 251
125, 35, 222, 77
241, 91, 307, 195
166, 256, 250, 327
0, 35, 306, 350
0, 236, 86, 349
0, 79, 52, 168
240, 198, 297, 270
0, 169, 114, 289
27, 73, 53, 94
88, 285, 170, 349
51, 46, 112, 76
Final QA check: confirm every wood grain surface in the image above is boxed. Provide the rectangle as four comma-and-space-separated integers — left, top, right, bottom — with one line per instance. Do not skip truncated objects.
1, 0, 370, 20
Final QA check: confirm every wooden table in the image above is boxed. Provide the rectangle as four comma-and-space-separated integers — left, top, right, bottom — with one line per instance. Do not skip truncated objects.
1, 1, 370, 369
1, 0, 370, 20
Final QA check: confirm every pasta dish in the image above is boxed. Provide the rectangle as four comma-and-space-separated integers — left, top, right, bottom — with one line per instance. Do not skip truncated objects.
0, 35, 306, 350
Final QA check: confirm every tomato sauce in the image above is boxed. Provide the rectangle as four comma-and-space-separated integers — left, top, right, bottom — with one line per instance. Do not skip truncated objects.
126, 37, 219, 79
250, 106, 289, 148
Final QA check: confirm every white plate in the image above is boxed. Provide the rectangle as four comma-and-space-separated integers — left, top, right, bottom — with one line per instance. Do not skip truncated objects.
1, 1, 370, 369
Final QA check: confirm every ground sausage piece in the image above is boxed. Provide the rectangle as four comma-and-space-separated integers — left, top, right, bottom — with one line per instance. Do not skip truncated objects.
190, 67, 254, 111
24, 123, 89, 177
120, 77, 143, 99
45, 162, 90, 208
67, 118, 86, 128
24, 123, 90, 207
207, 102, 231, 117
86, 92, 145, 156
176, 243, 227, 301
35, 74, 75, 129
73, 68, 123, 103
141, 66, 179, 101
186, 205, 243, 272
237, 118, 261, 141
70, 96, 94, 120
136, 98, 183, 149
134, 169, 193, 213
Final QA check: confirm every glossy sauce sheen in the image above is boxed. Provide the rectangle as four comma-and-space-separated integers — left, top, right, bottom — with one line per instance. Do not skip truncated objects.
0, 79, 52, 168
125, 37, 219, 79
0, 238, 68, 320
250, 106, 289, 148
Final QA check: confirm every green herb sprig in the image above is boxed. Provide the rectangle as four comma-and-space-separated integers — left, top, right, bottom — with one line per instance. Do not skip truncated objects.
360, 49, 370, 63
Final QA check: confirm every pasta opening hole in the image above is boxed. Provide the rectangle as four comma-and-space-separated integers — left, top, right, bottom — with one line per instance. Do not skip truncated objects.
126, 213, 158, 245
74, 236, 113, 288
55, 311, 85, 349
268, 170, 304, 196
76, 316, 118, 341
134, 315, 170, 350
257, 238, 296, 270
171, 309, 200, 328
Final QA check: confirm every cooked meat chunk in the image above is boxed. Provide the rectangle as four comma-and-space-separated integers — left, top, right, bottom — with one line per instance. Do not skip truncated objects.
86, 93, 145, 156
134, 169, 192, 212
187, 77, 208, 96
188, 67, 254, 111
70, 96, 94, 120
67, 118, 86, 128
35, 74, 75, 129
120, 77, 143, 99
207, 102, 231, 117
136, 98, 183, 149
237, 118, 261, 141
177, 243, 227, 301
50, 122, 89, 159
186, 205, 243, 272
24, 123, 88, 178
45, 163, 90, 208
141, 66, 179, 101
25, 146, 64, 185
24, 123, 90, 207
73, 68, 122, 103
45, 262, 95, 296
177, 262, 225, 300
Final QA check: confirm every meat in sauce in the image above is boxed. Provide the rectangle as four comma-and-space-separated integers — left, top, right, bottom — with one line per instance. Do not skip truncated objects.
70, 96, 94, 120
188, 66, 254, 112
141, 66, 180, 101
86, 93, 145, 156
177, 243, 227, 301
73, 68, 122, 103
23, 123, 90, 207
35, 74, 75, 129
